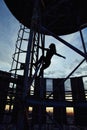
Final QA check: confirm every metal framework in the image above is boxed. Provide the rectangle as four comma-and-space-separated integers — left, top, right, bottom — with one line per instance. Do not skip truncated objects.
9, 1, 46, 130
1, 0, 87, 130
1, 72, 87, 129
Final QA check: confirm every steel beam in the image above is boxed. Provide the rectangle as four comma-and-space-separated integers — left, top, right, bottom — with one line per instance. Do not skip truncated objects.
41, 26, 87, 59
26, 98, 87, 107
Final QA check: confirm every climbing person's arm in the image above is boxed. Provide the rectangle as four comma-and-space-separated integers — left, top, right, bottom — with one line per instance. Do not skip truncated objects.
55, 53, 66, 59
34, 44, 48, 51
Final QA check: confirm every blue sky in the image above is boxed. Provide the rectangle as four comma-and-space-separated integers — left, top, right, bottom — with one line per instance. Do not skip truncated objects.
0, 0, 19, 71
0, 0, 87, 79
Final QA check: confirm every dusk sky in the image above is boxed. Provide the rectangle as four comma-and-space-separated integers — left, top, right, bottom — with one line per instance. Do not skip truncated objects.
0, 0, 87, 79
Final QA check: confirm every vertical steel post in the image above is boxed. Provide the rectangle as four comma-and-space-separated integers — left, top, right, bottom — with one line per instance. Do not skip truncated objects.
17, 1, 40, 130
79, 29, 87, 57
23, 0, 40, 99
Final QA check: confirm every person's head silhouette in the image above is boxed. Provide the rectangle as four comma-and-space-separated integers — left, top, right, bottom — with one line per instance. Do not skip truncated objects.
49, 43, 56, 53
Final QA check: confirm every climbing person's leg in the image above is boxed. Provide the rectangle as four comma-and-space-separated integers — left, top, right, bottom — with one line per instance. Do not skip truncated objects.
34, 55, 44, 67
39, 61, 51, 76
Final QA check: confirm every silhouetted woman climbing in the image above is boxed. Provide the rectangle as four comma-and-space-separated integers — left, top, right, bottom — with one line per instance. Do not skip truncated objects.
34, 43, 66, 76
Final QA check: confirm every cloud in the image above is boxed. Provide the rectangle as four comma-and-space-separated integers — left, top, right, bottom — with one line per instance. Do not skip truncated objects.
44, 70, 56, 77
69, 60, 87, 77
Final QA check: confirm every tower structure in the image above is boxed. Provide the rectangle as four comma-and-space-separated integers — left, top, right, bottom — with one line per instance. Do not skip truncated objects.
3, 0, 87, 130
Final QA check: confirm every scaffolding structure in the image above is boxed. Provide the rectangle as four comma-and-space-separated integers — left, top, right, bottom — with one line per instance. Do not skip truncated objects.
1, 0, 87, 129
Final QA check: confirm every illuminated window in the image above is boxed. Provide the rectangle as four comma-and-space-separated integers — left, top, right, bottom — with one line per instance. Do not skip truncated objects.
66, 107, 74, 116
46, 107, 53, 113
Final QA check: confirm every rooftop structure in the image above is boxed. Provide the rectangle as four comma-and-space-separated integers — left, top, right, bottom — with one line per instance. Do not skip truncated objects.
4, 0, 87, 35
